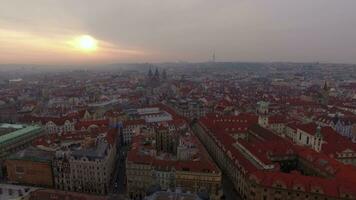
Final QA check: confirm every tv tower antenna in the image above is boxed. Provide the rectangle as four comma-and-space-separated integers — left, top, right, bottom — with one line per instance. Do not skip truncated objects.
212, 51, 216, 62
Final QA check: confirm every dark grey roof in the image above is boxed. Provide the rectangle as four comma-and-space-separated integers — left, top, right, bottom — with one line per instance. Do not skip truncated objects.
71, 141, 108, 160
8, 146, 54, 163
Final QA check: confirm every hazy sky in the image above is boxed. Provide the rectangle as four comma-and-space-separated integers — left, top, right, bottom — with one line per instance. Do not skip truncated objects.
1, 0, 356, 64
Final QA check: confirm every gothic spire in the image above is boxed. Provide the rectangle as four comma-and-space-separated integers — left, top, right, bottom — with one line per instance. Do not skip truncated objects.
148, 68, 153, 78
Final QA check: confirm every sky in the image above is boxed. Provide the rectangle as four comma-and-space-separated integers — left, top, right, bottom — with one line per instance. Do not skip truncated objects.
1, 0, 356, 65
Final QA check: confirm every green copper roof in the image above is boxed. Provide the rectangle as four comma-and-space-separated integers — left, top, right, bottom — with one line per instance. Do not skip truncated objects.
0, 124, 24, 129
0, 124, 42, 145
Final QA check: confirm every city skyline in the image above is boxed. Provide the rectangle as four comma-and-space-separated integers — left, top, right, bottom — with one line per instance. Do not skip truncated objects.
0, 64, 355, 200
1, 1, 356, 199
1, 0, 356, 65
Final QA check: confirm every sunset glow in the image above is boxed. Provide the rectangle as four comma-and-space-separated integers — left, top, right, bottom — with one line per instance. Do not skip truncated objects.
77, 35, 97, 52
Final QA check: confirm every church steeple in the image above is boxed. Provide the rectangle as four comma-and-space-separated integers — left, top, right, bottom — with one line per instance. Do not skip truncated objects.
154, 68, 160, 81
257, 101, 269, 127
314, 125, 323, 152
319, 81, 330, 105
148, 68, 153, 79
323, 81, 329, 92
147, 67, 161, 88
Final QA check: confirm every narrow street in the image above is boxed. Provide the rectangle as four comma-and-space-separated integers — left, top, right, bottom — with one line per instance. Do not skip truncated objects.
108, 145, 129, 199
190, 122, 242, 200
222, 175, 242, 200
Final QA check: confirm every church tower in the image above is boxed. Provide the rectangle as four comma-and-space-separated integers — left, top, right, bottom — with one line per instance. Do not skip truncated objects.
148, 68, 153, 80
154, 68, 160, 80
257, 101, 269, 127
320, 81, 330, 105
313, 125, 323, 152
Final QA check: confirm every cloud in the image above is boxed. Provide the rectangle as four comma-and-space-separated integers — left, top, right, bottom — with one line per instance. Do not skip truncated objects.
0, 28, 145, 64
1, 0, 356, 64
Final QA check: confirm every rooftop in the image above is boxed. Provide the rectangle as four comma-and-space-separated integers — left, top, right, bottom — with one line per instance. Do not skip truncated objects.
7, 146, 54, 163
127, 133, 219, 174
0, 124, 42, 145
199, 114, 356, 198
71, 140, 108, 160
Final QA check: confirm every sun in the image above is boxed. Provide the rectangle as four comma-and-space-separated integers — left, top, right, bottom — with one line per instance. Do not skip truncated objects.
77, 35, 97, 51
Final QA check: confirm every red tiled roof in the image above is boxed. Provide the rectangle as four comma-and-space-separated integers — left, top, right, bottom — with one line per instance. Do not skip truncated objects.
127, 132, 220, 174
123, 119, 145, 127
200, 114, 356, 198
294, 122, 356, 155
268, 114, 286, 124
75, 119, 109, 130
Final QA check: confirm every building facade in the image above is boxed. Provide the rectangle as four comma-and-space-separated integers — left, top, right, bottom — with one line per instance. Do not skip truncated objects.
126, 133, 221, 200
53, 133, 116, 195
6, 147, 54, 187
